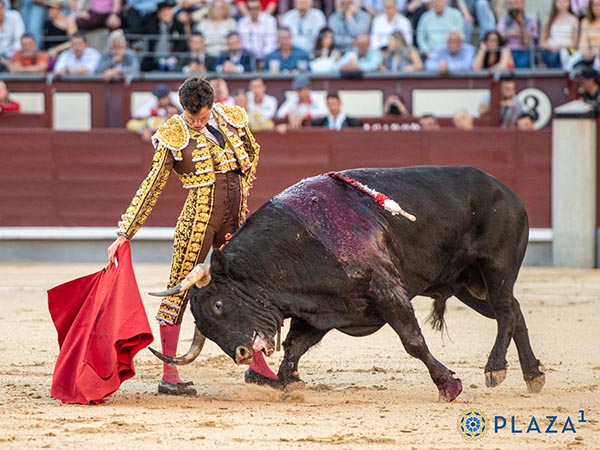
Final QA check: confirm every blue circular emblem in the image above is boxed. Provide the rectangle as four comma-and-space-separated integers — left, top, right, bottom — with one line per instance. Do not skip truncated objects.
457, 408, 489, 441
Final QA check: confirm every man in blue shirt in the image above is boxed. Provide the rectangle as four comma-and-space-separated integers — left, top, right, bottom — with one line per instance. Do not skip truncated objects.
264, 27, 310, 73
424, 29, 474, 73
328, 0, 372, 52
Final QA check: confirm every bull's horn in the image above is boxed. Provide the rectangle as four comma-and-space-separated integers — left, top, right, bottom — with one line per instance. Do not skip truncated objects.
148, 264, 211, 297
148, 327, 206, 365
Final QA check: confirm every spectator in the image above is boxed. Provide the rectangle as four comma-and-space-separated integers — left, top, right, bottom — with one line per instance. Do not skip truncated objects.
0, 80, 20, 113
515, 111, 536, 129
8, 32, 49, 73
0, 1, 25, 71
264, 26, 311, 72
208, 75, 235, 105
452, 108, 474, 129
53, 32, 101, 75
95, 29, 140, 81
19, 0, 47, 50
497, 0, 539, 68
247, 77, 278, 119
312, 91, 363, 129
454, 0, 496, 41
541, 0, 579, 68
236, 0, 278, 17
363, 0, 408, 17
141, 0, 189, 71
416, 0, 464, 57
69, 0, 122, 32
419, 113, 440, 129
123, 0, 162, 35
576, 67, 600, 107
379, 30, 423, 72
574, 0, 600, 67
43, 0, 77, 67
237, 0, 277, 66
280, 0, 326, 55
310, 26, 341, 73
175, 31, 217, 72
472, 29, 515, 71
571, 0, 589, 18
132, 83, 182, 119
127, 102, 181, 141
276, 74, 327, 128
493, 74, 523, 127
215, 31, 256, 73
424, 28, 475, 72
335, 34, 383, 73
235, 86, 275, 130
383, 92, 409, 115
196, 0, 237, 57
173, 0, 207, 35
406, 0, 429, 43
328, 0, 372, 53
370, 0, 413, 51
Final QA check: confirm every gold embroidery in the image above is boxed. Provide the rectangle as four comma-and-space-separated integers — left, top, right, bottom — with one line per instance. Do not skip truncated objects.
213, 103, 248, 128
152, 115, 190, 152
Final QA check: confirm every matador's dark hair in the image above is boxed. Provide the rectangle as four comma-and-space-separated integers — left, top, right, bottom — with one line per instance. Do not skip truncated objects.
178, 77, 215, 114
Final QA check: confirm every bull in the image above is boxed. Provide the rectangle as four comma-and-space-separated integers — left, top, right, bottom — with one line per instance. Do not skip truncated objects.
150, 166, 546, 401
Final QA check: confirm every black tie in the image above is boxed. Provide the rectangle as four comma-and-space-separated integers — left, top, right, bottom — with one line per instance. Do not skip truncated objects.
206, 123, 226, 148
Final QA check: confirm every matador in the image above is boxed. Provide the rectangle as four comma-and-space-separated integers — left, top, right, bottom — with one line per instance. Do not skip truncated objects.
108, 77, 278, 395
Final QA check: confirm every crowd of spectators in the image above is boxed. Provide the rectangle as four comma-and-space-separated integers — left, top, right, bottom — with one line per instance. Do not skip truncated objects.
1, 0, 600, 76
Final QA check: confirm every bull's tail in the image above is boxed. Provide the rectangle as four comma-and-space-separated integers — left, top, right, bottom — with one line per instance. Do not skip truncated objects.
427, 296, 449, 333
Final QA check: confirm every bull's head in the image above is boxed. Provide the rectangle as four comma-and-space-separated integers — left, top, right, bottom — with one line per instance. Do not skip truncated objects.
149, 249, 282, 366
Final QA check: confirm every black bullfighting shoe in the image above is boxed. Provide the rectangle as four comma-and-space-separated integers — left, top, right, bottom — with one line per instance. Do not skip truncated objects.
158, 380, 197, 396
244, 368, 282, 390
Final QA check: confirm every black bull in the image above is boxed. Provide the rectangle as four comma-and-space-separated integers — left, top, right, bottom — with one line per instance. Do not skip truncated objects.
151, 166, 546, 401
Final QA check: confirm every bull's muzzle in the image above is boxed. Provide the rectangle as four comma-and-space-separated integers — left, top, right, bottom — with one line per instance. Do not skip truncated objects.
235, 345, 254, 365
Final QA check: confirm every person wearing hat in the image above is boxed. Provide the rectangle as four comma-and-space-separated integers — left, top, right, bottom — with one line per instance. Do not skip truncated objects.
140, 0, 188, 72
109, 77, 277, 395
275, 74, 327, 128
577, 67, 600, 107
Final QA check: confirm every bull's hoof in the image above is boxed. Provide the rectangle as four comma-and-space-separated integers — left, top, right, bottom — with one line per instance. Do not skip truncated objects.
244, 368, 283, 390
525, 373, 546, 393
485, 369, 507, 388
438, 378, 463, 402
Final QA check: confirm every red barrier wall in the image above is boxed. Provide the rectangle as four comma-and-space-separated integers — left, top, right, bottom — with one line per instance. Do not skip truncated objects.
0, 128, 552, 228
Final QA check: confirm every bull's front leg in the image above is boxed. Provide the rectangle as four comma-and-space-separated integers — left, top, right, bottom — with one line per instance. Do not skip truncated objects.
278, 317, 328, 390
370, 272, 463, 402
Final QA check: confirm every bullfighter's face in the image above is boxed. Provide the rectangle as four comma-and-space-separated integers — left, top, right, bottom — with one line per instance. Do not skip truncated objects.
189, 250, 282, 365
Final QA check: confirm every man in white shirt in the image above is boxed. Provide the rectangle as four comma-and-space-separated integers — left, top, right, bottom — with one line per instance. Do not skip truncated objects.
0, 1, 24, 66
237, 0, 277, 66
53, 32, 101, 75
276, 74, 327, 128
247, 77, 278, 119
370, 0, 413, 50
280, 0, 326, 55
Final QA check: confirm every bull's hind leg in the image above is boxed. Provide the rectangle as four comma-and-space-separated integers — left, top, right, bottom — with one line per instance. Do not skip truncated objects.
278, 318, 328, 390
371, 274, 462, 401
511, 297, 545, 393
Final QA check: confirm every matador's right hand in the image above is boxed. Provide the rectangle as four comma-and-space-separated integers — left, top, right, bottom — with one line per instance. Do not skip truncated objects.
108, 235, 128, 265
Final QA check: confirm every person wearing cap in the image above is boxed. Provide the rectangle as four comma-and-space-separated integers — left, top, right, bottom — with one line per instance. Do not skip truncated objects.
577, 67, 600, 107
109, 77, 277, 395
275, 74, 327, 128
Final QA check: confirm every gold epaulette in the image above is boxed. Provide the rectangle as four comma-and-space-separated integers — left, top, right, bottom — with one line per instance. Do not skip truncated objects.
152, 115, 190, 152
213, 103, 248, 129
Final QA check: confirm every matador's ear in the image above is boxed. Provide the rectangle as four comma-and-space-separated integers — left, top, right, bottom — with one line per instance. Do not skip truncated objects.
211, 248, 229, 275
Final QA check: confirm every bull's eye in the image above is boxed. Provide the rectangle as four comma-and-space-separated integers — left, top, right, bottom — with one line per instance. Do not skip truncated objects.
214, 301, 223, 314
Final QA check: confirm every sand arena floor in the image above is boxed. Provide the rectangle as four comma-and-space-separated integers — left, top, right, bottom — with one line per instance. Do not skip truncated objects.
0, 263, 599, 450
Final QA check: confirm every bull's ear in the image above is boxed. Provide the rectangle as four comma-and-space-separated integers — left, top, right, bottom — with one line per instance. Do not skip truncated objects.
211, 248, 229, 274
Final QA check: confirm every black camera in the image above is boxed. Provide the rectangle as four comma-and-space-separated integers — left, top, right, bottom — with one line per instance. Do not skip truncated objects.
508, 8, 520, 18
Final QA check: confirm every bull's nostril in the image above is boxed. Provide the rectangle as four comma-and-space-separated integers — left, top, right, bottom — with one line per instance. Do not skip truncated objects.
239, 347, 247, 357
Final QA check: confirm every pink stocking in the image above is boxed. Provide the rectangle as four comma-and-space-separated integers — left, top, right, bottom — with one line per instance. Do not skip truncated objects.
249, 351, 278, 379
160, 323, 182, 384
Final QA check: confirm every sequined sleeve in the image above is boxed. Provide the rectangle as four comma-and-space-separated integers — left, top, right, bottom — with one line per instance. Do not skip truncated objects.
117, 144, 174, 239
238, 123, 260, 183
